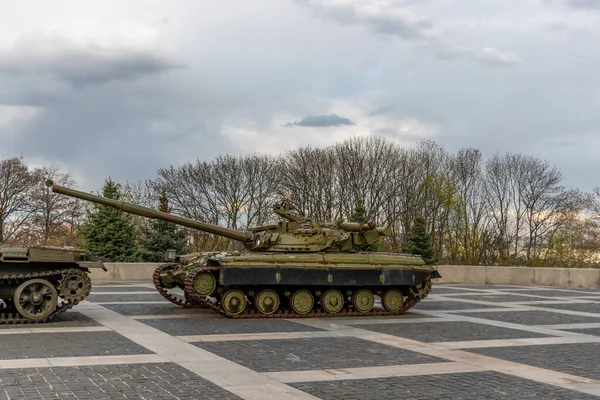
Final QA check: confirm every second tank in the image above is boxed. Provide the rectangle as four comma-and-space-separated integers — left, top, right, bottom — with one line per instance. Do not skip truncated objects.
49, 181, 441, 318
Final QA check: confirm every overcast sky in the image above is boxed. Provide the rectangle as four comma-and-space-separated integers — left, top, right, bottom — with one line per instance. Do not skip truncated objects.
1, 0, 599, 192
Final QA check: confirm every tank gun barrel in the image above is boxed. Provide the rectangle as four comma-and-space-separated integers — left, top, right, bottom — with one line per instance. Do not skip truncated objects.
48, 181, 253, 244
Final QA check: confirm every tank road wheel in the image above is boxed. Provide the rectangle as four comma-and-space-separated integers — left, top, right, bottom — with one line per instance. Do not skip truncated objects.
321, 289, 345, 314
57, 270, 92, 304
221, 289, 247, 316
382, 289, 404, 312
255, 289, 280, 314
291, 290, 314, 315
193, 272, 217, 296
14, 279, 59, 320
352, 289, 375, 313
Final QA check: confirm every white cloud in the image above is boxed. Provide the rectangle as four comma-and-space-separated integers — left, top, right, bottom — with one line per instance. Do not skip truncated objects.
477, 47, 523, 66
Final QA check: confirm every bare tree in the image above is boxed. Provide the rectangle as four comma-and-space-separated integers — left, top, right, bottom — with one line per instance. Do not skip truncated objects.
0, 157, 38, 243
242, 154, 281, 227
28, 165, 83, 245
279, 145, 340, 221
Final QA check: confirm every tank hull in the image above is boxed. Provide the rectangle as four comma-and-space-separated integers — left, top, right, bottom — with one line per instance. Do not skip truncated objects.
153, 251, 440, 318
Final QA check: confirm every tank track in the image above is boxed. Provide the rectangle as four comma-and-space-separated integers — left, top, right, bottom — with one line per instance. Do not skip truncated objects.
152, 263, 194, 308
0, 268, 88, 325
182, 266, 432, 319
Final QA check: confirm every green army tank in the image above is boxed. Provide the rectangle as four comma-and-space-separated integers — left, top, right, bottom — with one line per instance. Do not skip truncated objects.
0, 245, 106, 324
49, 181, 441, 318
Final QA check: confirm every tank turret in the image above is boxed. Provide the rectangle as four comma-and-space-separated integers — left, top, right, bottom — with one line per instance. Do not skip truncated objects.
48, 180, 440, 318
48, 181, 393, 253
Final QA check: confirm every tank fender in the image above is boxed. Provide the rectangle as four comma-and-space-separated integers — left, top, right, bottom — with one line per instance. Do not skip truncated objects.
78, 261, 108, 271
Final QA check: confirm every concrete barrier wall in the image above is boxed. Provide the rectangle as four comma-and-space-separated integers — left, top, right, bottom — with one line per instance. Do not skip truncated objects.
89, 263, 160, 282
90, 263, 600, 288
433, 265, 600, 288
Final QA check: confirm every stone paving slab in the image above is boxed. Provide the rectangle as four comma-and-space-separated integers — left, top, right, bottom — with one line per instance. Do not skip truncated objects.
468, 342, 600, 382
452, 284, 533, 290
0, 331, 152, 359
512, 289, 600, 297
289, 371, 600, 400
141, 317, 325, 336
0, 362, 241, 400
352, 320, 553, 342
85, 293, 167, 303
561, 327, 600, 337
101, 303, 209, 316
444, 293, 547, 302
429, 287, 484, 294
91, 286, 155, 292
456, 310, 600, 325
0, 312, 100, 330
193, 337, 446, 373
536, 302, 600, 313
412, 300, 503, 311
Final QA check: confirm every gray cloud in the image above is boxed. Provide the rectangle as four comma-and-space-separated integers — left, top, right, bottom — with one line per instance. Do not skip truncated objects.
284, 114, 355, 127
555, 0, 600, 9
0, 31, 182, 85
294, 0, 437, 42
295, 0, 522, 67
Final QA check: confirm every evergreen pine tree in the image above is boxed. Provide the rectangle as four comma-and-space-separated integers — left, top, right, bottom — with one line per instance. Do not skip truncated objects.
350, 199, 367, 222
79, 178, 139, 262
401, 215, 439, 265
139, 188, 189, 262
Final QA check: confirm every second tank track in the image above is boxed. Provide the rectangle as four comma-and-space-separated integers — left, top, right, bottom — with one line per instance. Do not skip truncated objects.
150, 264, 434, 319
0, 268, 91, 325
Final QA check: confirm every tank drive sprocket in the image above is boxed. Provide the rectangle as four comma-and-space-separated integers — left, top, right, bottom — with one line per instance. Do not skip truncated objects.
56, 269, 92, 304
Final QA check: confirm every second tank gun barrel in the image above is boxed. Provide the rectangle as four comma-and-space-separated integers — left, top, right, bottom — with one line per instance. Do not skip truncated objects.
48, 181, 254, 244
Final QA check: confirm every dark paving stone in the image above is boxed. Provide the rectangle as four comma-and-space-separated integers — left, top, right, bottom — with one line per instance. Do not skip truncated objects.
141, 318, 323, 336
456, 284, 528, 290
412, 300, 500, 311
561, 327, 600, 337
499, 287, 600, 293
91, 286, 154, 293
86, 293, 166, 303
534, 302, 600, 314
0, 363, 240, 400
443, 294, 544, 303
430, 287, 484, 294
353, 321, 551, 342
469, 342, 600, 381
194, 337, 445, 372
380, 312, 438, 319
0, 331, 152, 359
290, 371, 599, 400
0, 312, 99, 330
511, 289, 600, 298
102, 303, 205, 316
457, 310, 600, 325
